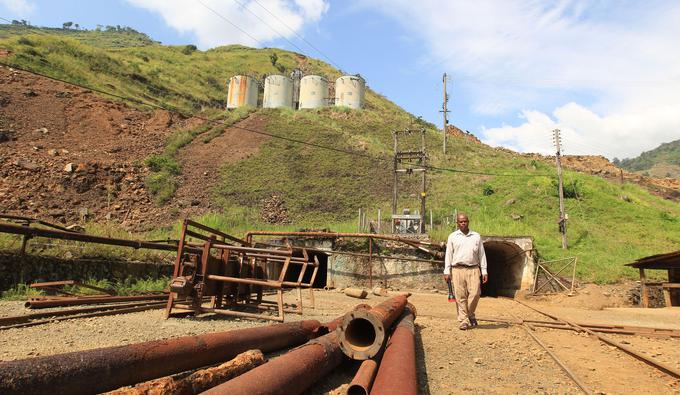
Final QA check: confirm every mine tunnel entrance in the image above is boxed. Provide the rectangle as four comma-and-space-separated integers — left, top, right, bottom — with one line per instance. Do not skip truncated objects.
481, 240, 526, 297
283, 252, 328, 288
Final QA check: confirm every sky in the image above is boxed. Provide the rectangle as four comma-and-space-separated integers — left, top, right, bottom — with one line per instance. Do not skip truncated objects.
1, 0, 679, 160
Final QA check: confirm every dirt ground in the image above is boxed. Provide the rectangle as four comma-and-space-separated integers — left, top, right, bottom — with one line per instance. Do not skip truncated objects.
1, 289, 678, 394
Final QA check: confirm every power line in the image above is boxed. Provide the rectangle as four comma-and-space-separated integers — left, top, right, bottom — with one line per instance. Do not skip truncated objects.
195, 0, 260, 46
0, 56, 552, 179
250, 0, 343, 71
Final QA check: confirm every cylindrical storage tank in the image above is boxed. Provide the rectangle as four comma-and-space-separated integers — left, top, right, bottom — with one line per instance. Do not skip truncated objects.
298, 75, 328, 109
227, 75, 258, 109
335, 75, 365, 109
263, 75, 293, 109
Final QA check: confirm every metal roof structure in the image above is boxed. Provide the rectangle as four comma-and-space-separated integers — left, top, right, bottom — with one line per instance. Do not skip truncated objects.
625, 250, 680, 270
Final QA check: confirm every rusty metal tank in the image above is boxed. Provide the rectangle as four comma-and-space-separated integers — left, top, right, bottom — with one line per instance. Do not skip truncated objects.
298, 75, 328, 109
263, 74, 293, 109
227, 75, 259, 109
335, 75, 365, 109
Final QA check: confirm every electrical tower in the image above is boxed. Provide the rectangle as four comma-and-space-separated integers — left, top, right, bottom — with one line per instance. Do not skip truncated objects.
440, 73, 450, 154
392, 129, 427, 233
552, 129, 568, 249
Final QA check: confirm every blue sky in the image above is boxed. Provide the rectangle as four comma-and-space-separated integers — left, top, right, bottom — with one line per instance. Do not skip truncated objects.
2, 0, 679, 159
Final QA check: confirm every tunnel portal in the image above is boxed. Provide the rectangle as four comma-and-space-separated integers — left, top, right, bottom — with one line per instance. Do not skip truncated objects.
481, 239, 528, 297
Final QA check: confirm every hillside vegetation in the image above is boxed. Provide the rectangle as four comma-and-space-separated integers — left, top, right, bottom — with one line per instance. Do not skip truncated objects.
617, 139, 680, 178
0, 25, 679, 283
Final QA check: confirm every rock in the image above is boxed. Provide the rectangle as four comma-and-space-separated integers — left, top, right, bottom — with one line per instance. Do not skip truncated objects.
75, 163, 88, 173
47, 149, 59, 156
64, 163, 75, 172
60, 149, 69, 154
190, 199, 200, 206
474, 358, 483, 364
511, 214, 523, 220
14, 159, 39, 170
0, 131, 8, 142
505, 198, 516, 205
65, 224, 85, 233
34, 127, 48, 134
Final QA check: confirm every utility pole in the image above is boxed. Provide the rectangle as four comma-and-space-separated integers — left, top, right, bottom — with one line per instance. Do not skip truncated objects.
552, 129, 567, 249
392, 129, 428, 233
441, 73, 450, 154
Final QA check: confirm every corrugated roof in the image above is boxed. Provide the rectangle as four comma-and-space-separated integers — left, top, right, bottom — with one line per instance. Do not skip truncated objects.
625, 250, 680, 270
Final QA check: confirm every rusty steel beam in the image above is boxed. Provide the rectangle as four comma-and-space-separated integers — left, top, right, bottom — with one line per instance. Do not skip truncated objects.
203, 332, 344, 395
346, 359, 378, 395
25, 294, 169, 309
0, 320, 321, 395
370, 303, 417, 395
109, 350, 266, 395
337, 294, 410, 360
0, 222, 198, 253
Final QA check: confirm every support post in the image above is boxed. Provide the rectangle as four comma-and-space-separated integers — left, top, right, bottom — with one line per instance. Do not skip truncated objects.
640, 268, 649, 308
553, 129, 568, 249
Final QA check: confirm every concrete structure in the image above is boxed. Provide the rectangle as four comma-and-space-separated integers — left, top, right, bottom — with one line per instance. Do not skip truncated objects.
298, 75, 328, 109
263, 75, 294, 109
227, 75, 258, 109
327, 236, 535, 297
335, 75, 365, 109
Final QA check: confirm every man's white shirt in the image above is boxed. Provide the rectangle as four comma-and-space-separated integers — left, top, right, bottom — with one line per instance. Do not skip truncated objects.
443, 229, 488, 275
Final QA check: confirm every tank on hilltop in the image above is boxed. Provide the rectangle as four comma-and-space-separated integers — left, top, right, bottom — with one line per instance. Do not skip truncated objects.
263, 75, 294, 109
335, 75, 365, 109
298, 75, 328, 109
227, 75, 258, 109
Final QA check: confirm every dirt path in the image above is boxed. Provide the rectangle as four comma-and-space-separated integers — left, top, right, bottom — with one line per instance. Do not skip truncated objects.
1, 292, 678, 394
169, 114, 269, 218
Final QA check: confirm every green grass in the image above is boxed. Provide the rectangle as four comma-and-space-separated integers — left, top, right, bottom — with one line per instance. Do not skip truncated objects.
0, 277, 169, 300
0, 26, 678, 284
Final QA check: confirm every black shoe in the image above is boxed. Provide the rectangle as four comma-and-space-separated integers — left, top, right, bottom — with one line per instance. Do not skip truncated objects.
470, 318, 478, 327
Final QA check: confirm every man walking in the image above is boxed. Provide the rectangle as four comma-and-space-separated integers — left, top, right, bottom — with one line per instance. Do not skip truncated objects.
443, 213, 488, 330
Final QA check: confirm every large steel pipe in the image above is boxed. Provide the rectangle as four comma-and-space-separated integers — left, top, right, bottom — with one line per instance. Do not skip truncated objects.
201, 331, 344, 395
370, 303, 417, 395
337, 294, 410, 360
0, 320, 321, 395
346, 359, 378, 395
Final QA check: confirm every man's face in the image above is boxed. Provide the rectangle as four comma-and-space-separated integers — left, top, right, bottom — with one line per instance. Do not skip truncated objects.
457, 216, 469, 232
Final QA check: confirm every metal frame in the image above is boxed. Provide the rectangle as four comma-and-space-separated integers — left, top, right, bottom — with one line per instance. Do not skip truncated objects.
531, 257, 577, 295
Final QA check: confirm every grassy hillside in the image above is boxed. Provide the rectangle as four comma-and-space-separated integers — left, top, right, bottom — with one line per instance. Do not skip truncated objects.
618, 139, 680, 178
0, 25, 679, 283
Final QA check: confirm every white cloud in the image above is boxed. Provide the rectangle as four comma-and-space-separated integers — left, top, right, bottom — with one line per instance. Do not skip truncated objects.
126, 0, 329, 49
359, 1, 680, 158
0, 0, 35, 15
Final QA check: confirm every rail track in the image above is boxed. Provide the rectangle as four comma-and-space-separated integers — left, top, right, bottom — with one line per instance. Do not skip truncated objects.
494, 298, 680, 394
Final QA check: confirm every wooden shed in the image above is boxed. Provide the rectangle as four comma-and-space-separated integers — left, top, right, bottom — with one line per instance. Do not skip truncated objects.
626, 250, 680, 308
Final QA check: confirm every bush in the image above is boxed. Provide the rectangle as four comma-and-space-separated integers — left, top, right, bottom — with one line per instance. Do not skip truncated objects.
145, 154, 180, 174
145, 172, 176, 204
482, 184, 495, 196
182, 44, 197, 55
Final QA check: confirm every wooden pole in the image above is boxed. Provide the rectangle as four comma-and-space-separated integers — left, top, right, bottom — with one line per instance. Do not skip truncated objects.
553, 129, 568, 249
639, 268, 649, 308
442, 73, 448, 154
377, 209, 381, 234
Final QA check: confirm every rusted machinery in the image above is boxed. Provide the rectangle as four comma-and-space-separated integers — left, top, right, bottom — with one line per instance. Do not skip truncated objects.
165, 219, 318, 322
370, 303, 418, 395
0, 320, 322, 395
336, 293, 411, 360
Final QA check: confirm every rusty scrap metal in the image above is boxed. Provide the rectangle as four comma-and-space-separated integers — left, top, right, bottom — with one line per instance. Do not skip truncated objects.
514, 299, 680, 379
25, 293, 168, 309
203, 332, 345, 395
108, 350, 266, 395
337, 294, 410, 360
370, 303, 417, 395
0, 320, 321, 395
0, 221, 193, 252
346, 359, 378, 395
30, 280, 116, 295
344, 288, 368, 299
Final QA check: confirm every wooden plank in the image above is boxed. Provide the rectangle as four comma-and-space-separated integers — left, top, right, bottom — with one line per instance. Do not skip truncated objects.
640, 268, 649, 308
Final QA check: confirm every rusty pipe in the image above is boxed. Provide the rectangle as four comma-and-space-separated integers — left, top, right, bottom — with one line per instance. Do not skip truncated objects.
201, 331, 344, 395
325, 304, 372, 333
24, 294, 169, 309
0, 320, 321, 395
370, 303, 418, 395
346, 359, 378, 395
337, 294, 410, 360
